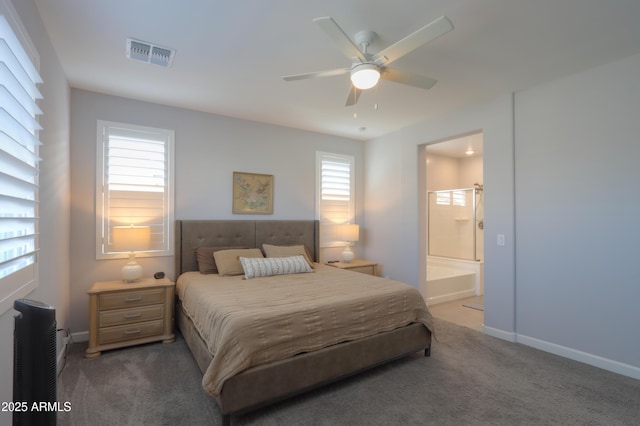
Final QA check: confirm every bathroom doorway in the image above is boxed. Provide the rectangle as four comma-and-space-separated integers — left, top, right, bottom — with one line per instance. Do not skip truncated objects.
419, 131, 484, 331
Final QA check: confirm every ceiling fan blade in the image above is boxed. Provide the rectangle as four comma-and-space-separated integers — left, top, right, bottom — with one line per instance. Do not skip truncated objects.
372, 16, 453, 65
313, 16, 365, 61
381, 68, 437, 90
344, 85, 361, 106
282, 67, 349, 81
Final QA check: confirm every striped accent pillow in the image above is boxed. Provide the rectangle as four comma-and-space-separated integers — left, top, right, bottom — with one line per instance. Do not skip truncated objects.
239, 255, 313, 279
262, 244, 315, 268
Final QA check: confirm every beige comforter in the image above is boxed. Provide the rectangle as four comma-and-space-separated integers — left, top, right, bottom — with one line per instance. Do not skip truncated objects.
176, 264, 433, 397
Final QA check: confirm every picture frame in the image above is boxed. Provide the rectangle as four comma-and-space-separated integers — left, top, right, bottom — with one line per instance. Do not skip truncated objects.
232, 172, 274, 215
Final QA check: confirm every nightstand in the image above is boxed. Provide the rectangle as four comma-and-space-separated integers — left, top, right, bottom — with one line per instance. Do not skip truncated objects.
85, 277, 175, 359
326, 259, 378, 276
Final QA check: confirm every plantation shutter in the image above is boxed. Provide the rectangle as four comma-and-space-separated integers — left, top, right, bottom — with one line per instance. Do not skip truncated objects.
0, 13, 43, 313
316, 152, 355, 247
97, 121, 174, 258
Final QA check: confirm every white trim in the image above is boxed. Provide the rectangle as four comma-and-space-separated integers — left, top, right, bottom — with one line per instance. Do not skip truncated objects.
427, 289, 476, 306
316, 151, 355, 248
71, 330, 89, 343
483, 326, 640, 380
483, 325, 517, 342
0, 277, 37, 315
516, 333, 640, 380
95, 120, 175, 260
0, 0, 40, 68
57, 336, 70, 374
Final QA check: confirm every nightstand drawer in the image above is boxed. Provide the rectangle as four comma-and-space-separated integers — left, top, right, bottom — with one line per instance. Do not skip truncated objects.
347, 265, 375, 275
99, 288, 165, 310
99, 305, 164, 327
326, 260, 378, 276
99, 320, 164, 345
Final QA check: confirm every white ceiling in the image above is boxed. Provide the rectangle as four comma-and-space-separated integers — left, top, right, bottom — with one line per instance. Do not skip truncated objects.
427, 132, 483, 158
34, 0, 640, 142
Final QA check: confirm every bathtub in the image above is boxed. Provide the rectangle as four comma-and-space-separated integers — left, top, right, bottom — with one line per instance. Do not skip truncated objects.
424, 256, 483, 305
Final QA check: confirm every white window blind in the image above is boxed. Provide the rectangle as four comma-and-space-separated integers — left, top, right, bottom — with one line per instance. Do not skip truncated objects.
316, 152, 355, 247
96, 121, 174, 259
435, 190, 467, 206
436, 191, 451, 205
0, 11, 43, 314
452, 190, 467, 206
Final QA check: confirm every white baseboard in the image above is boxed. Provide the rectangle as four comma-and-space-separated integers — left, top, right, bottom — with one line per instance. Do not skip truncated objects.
57, 331, 89, 373
483, 325, 517, 342
427, 289, 476, 305
56, 336, 69, 374
71, 330, 89, 342
516, 333, 640, 380
483, 326, 640, 380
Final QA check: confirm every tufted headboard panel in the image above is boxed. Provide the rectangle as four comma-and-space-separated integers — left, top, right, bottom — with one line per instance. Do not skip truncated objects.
175, 220, 319, 276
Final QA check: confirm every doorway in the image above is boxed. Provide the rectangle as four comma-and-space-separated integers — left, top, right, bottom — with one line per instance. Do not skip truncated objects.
419, 131, 484, 331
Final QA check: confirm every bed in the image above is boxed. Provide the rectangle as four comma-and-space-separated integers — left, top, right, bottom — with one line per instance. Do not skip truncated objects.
174, 220, 433, 425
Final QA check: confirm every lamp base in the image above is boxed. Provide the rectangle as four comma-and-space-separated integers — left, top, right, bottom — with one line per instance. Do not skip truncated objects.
121, 253, 144, 282
341, 245, 355, 263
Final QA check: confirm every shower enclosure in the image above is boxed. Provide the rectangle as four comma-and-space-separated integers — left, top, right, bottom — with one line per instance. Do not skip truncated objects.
428, 185, 484, 262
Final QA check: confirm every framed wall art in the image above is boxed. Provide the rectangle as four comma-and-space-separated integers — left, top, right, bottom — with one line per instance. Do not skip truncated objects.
232, 172, 274, 214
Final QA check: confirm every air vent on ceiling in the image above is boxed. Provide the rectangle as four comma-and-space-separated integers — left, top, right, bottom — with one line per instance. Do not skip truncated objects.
126, 38, 175, 67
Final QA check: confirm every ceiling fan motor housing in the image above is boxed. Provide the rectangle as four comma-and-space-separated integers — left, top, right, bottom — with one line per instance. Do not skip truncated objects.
354, 30, 377, 52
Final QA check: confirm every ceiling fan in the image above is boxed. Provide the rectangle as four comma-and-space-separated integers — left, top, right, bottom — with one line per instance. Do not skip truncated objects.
282, 16, 453, 106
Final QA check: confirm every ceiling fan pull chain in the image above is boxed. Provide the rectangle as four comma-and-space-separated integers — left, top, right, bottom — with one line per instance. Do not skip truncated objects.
374, 85, 379, 111
353, 88, 358, 118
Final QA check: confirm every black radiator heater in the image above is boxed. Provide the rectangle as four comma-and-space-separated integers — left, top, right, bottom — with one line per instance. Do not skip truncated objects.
13, 299, 57, 426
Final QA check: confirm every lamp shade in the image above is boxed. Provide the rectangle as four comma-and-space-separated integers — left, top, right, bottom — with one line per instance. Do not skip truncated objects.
350, 64, 380, 90
112, 225, 151, 252
338, 224, 360, 242
337, 224, 359, 263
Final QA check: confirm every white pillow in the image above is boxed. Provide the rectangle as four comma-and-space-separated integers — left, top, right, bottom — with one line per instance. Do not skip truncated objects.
239, 255, 313, 279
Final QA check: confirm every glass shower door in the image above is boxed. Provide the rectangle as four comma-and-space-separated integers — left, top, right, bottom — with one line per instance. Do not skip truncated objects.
428, 188, 476, 261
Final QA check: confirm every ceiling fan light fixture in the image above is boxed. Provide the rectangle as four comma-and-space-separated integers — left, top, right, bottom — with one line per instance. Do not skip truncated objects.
350, 63, 380, 90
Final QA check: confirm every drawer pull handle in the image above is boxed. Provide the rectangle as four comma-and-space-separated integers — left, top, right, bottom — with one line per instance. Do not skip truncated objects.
124, 329, 141, 335
124, 313, 141, 319
124, 297, 142, 302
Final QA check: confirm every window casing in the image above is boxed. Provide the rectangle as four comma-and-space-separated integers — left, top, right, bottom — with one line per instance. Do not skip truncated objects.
0, 6, 43, 314
96, 121, 174, 259
316, 152, 355, 248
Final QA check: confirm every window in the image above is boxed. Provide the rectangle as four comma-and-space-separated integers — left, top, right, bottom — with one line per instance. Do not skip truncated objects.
96, 121, 174, 259
436, 191, 451, 205
435, 190, 467, 206
316, 152, 355, 247
0, 8, 43, 314
452, 190, 467, 206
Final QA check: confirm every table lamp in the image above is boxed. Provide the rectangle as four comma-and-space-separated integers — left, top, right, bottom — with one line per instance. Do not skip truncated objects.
338, 224, 359, 263
112, 225, 151, 282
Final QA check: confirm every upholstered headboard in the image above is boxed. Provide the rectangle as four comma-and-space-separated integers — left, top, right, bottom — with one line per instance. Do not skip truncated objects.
175, 220, 319, 276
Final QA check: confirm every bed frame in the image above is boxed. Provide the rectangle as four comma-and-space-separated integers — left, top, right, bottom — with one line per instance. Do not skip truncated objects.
174, 220, 431, 425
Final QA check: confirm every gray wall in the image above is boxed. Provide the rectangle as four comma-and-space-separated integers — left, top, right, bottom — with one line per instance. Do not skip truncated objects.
365, 53, 640, 378
69, 89, 365, 333
365, 95, 515, 335
514, 53, 640, 371
0, 0, 71, 421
